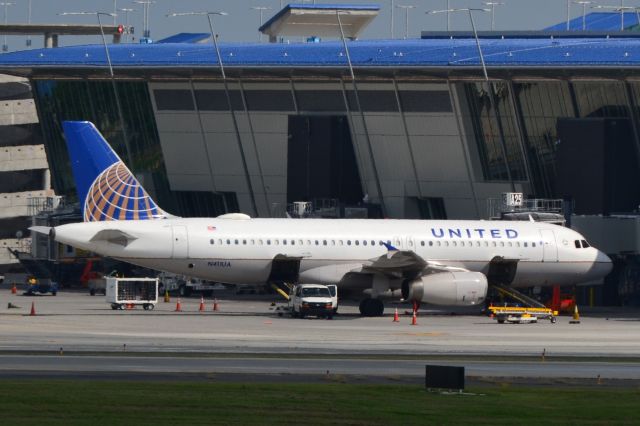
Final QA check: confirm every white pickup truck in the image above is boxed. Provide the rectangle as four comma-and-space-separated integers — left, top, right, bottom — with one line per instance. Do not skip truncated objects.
289, 284, 336, 319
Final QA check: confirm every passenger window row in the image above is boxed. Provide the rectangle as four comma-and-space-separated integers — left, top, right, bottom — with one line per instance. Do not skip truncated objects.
208, 238, 538, 248
209, 238, 390, 246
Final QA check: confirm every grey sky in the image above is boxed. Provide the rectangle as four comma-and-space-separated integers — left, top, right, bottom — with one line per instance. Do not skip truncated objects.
0, 0, 636, 50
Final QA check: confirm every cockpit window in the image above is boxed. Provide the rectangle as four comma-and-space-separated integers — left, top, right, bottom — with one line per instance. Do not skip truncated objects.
574, 240, 581, 249
581, 240, 590, 248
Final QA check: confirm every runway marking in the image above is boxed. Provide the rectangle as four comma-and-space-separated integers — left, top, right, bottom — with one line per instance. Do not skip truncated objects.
399, 332, 444, 337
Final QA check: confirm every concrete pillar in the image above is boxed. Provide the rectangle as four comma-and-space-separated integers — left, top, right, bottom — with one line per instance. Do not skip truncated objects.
42, 169, 50, 191
112, 33, 122, 44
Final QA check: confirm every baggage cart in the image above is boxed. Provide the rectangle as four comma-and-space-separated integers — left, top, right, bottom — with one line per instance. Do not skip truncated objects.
106, 277, 158, 310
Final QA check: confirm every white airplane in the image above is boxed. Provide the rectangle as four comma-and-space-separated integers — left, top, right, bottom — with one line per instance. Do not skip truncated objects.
31, 121, 613, 316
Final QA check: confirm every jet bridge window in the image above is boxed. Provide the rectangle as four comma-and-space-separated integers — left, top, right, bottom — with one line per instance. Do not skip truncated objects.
574, 240, 581, 249
581, 240, 590, 248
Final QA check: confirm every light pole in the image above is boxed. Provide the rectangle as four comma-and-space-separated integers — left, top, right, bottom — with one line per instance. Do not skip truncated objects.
168, 11, 261, 217
336, 9, 387, 216
250, 6, 272, 42
573, 1, 593, 30
396, 5, 415, 39
390, 0, 394, 38
134, 0, 154, 39
0, 2, 14, 52
26, 0, 31, 47
566, 0, 571, 30
58, 11, 133, 164
482, 1, 503, 31
119, 8, 134, 42
113, 0, 117, 25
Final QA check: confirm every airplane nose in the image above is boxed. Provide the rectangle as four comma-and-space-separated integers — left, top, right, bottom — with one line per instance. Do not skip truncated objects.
595, 250, 613, 278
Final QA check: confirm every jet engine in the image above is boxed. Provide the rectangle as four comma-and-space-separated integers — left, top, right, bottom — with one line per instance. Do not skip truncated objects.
401, 272, 487, 306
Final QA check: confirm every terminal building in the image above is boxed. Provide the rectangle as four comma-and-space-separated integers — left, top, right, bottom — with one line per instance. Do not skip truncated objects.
2, 5, 640, 302
0, 74, 52, 269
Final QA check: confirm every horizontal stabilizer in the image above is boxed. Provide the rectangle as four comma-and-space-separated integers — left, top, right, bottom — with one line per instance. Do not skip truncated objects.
89, 229, 138, 247
29, 226, 52, 236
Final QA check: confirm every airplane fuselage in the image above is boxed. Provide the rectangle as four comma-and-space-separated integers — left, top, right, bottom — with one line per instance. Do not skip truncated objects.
51, 217, 612, 289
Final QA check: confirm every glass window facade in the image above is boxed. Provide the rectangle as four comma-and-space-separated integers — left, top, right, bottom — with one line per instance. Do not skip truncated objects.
194, 89, 244, 111
154, 89, 195, 111
513, 81, 575, 197
572, 81, 629, 118
398, 90, 452, 113
32, 80, 230, 217
463, 82, 527, 182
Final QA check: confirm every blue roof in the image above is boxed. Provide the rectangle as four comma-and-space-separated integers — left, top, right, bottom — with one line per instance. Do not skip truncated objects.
156, 33, 210, 44
259, 3, 380, 33
545, 12, 640, 32
3, 37, 640, 69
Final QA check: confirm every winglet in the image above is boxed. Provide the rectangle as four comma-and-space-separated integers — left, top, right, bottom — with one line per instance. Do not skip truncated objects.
382, 242, 398, 251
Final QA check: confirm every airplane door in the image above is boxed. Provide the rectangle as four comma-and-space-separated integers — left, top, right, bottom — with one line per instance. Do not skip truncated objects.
172, 225, 189, 259
539, 229, 558, 262
406, 237, 416, 251
393, 236, 403, 249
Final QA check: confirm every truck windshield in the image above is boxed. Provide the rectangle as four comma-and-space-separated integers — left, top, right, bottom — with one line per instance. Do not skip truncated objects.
302, 287, 330, 297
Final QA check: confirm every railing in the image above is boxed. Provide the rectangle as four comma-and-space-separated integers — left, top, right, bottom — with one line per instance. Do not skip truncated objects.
486, 197, 566, 219
27, 196, 65, 217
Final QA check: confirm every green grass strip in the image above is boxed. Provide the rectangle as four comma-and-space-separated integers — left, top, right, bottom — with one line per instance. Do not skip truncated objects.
0, 380, 638, 425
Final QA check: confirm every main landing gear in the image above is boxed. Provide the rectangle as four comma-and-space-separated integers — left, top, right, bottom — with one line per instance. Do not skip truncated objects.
359, 298, 384, 317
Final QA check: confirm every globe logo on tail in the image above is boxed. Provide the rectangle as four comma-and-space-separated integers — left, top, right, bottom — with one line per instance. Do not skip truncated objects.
84, 161, 166, 221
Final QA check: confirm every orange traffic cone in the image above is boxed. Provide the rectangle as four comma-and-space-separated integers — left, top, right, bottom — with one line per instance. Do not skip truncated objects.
213, 298, 219, 312
199, 296, 205, 312
569, 304, 581, 324
393, 308, 399, 322
30, 301, 36, 316
11, 283, 17, 294
411, 309, 417, 325
175, 298, 182, 312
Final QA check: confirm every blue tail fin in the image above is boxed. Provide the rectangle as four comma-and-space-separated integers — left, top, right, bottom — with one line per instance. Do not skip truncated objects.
62, 121, 168, 222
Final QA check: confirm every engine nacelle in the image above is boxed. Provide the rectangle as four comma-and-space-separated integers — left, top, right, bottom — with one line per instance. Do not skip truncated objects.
401, 272, 487, 306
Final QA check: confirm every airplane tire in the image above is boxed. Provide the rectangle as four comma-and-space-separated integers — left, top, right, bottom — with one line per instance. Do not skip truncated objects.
359, 298, 384, 317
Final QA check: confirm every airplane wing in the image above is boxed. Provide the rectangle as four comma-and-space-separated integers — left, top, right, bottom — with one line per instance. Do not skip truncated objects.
361, 242, 469, 279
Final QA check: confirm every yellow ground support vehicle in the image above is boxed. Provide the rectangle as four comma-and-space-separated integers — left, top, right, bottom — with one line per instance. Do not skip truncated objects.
489, 305, 558, 324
